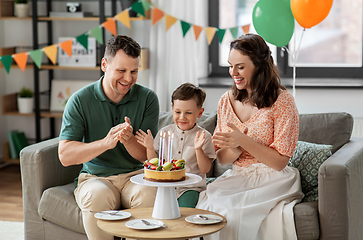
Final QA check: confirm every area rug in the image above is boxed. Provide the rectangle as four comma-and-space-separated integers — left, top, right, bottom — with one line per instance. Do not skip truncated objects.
0, 220, 24, 240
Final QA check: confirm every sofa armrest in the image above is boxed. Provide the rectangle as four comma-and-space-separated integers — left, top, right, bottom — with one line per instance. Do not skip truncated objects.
20, 137, 82, 240
318, 137, 363, 240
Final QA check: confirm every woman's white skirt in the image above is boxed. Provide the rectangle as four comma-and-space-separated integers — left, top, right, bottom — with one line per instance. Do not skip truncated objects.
196, 163, 304, 240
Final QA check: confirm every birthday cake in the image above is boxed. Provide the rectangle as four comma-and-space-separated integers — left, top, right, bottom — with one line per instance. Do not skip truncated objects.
144, 158, 186, 182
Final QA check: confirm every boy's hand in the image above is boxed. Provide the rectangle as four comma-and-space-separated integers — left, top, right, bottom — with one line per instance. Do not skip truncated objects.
135, 129, 154, 149
195, 130, 206, 150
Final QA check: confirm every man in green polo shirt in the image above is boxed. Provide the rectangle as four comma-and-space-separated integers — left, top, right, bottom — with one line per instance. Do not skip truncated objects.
58, 35, 159, 240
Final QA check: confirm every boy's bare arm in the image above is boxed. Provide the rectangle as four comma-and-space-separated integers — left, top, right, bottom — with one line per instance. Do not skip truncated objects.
195, 131, 213, 173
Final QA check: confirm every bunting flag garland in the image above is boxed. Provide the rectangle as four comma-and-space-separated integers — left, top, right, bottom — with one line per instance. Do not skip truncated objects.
76, 34, 89, 50
1, 0, 251, 74
180, 20, 192, 37
242, 25, 250, 34
141, 0, 152, 12
131, 1, 146, 17
205, 27, 217, 45
193, 25, 203, 41
165, 14, 178, 32
216, 29, 226, 44
13, 52, 28, 72
60, 39, 73, 57
43, 45, 58, 65
116, 9, 131, 29
28, 49, 43, 69
89, 26, 104, 45
1, 55, 13, 74
102, 19, 117, 36
152, 7, 164, 26
230, 27, 239, 39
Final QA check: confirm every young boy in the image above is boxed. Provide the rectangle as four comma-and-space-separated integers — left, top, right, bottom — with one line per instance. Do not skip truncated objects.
136, 83, 216, 208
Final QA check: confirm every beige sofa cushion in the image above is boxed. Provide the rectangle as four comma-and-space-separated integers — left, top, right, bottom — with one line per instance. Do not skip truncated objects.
38, 183, 85, 234
293, 201, 320, 240
298, 112, 353, 153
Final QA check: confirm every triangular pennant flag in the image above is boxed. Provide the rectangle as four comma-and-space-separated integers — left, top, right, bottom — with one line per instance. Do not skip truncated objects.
131, 1, 145, 17
102, 19, 117, 36
165, 14, 178, 32
152, 7, 164, 26
116, 9, 131, 29
193, 25, 203, 41
141, 0, 152, 12
89, 26, 103, 45
29, 49, 43, 69
216, 28, 226, 44
13, 52, 28, 72
229, 27, 239, 39
43, 45, 58, 65
242, 24, 250, 34
76, 34, 89, 50
180, 20, 192, 37
1, 55, 13, 74
205, 27, 217, 45
60, 39, 73, 58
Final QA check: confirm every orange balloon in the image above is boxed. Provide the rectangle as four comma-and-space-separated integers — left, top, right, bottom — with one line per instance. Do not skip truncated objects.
291, 0, 333, 28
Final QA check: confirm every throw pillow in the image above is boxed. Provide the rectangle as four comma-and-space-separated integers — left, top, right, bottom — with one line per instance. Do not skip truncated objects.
288, 141, 333, 202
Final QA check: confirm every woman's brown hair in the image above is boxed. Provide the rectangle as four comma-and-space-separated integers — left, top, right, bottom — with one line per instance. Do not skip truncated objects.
229, 34, 285, 109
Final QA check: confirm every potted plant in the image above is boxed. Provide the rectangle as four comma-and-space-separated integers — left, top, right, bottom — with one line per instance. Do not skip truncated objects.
14, 0, 30, 18
17, 87, 34, 114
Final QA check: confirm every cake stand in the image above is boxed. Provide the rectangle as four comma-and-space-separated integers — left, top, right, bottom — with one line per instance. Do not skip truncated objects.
130, 173, 202, 220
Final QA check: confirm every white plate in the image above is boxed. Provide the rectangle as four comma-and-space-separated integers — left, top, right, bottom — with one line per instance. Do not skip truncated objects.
94, 211, 131, 220
125, 219, 165, 230
185, 214, 224, 225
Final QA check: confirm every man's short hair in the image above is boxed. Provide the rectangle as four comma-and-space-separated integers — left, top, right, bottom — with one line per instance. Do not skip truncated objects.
104, 35, 141, 59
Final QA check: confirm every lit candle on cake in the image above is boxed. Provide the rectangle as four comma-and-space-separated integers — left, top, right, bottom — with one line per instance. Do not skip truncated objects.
158, 131, 162, 166
170, 133, 174, 162
162, 132, 166, 165
167, 131, 171, 162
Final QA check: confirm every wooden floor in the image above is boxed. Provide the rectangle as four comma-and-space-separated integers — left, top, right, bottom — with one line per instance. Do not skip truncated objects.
0, 164, 23, 222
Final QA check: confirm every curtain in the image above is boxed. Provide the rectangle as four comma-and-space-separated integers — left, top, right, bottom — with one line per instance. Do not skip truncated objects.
148, 0, 209, 112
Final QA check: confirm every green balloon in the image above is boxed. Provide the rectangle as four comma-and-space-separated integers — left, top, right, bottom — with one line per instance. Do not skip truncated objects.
282, 0, 291, 8
252, 0, 295, 47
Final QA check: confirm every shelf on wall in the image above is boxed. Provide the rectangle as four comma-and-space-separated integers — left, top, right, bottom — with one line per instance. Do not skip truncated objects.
0, 64, 34, 69
0, 65, 101, 70
0, 17, 32, 20
2, 142, 20, 164
1, 93, 63, 118
40, 65, 101, 70
0, 16, 149, 22
37, 16, 149, 21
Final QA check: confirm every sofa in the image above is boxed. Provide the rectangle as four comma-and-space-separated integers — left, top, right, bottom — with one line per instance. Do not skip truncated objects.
20, 111, 363, 240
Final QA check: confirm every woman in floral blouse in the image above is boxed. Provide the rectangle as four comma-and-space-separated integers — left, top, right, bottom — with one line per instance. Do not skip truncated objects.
196, 34, 304, 240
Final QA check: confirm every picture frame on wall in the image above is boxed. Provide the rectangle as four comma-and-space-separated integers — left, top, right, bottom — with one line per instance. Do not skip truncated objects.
50, 79, 94, 112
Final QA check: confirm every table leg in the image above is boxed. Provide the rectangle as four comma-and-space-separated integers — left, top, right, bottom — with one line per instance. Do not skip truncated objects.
152, 186, 181, 219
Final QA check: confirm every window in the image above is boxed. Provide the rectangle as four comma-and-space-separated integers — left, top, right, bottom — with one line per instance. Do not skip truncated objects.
209, 0, 363, 80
